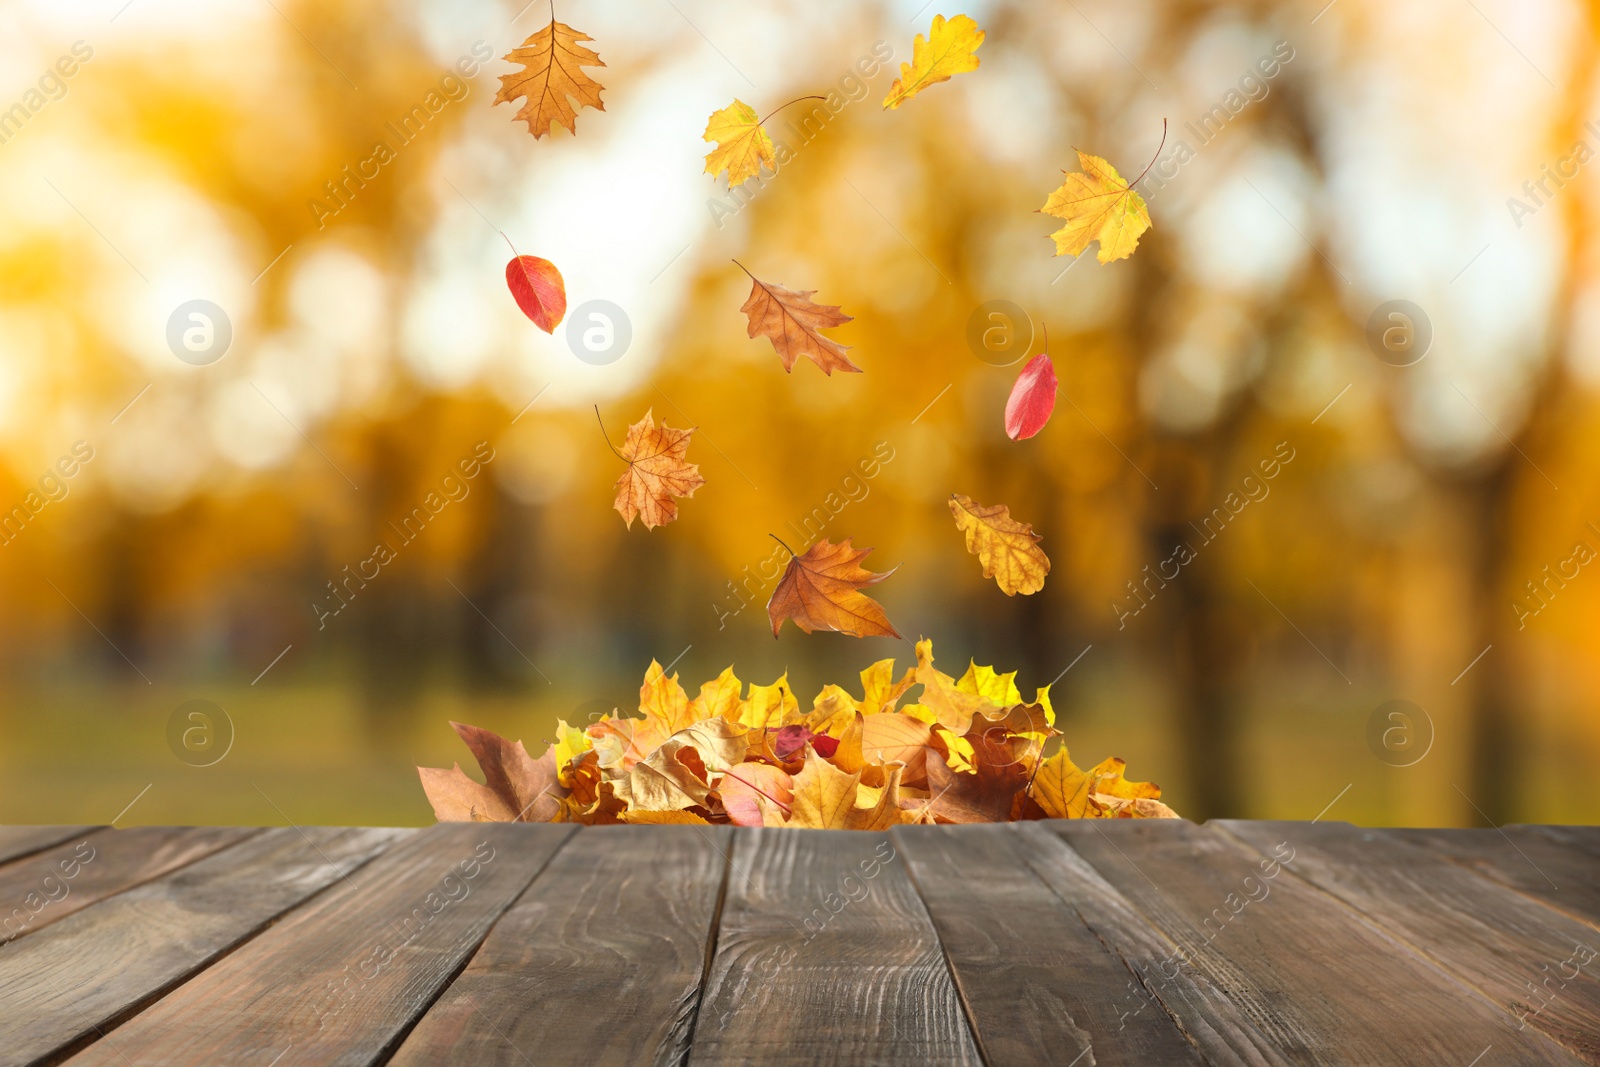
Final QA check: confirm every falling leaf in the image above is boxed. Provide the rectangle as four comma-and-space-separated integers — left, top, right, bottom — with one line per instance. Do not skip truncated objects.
495, 19, 606, 138
608, 409, 706, 530
1041, 150, 1152, 263
505, 255, 567, 333
768, 537, 902, 639
703, 99, 775, 187
949, 494, 1051, 595
1005, 352, 1057, 441
882, 14, 985, 111
736, 263, 860, 375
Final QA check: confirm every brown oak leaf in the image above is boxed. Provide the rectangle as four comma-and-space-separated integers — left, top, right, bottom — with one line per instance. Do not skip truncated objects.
495, 18, 606, 138
608, 409, 705, 530
768, 537, 902, 639
735, 261, 859, 375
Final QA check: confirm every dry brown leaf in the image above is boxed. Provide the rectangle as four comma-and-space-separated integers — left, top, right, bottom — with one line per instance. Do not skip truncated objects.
768, 538, 901, 640
609, 409, 705, 530
736, 262, 859, 375
418, 721, 566, 823
495, 19, 606, 138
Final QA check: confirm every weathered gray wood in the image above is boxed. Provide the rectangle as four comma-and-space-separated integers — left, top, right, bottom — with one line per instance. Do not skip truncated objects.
1014, 821, 1296, 1066
689, 828, 982, 1066
1393, 825, 1600, 929
1221, 820, 1600, 1063
1050, 819, 1588, 1065
0, 826, 100, 867
0, 826, 405, 1067
892, 823, 1202, 1065
0, 826, 252, 946
391, 825, 728, 1067
65, 823, 570, 1066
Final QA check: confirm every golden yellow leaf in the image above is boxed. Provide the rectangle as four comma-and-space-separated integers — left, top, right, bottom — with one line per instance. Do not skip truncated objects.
859, 657, 916, 716
949, 494, 1051, 596
609, 408, 705, 530
768, 538, 901, 639
552, 718, 592, 787
494, 19, 606, 139
702, 99, 774, 187
639, 659, 693, 733
620, 810, 712, 825
1030, 745, 1097, 819
913, 638, 1001, 735
1041, 150, 1152, 263
688, 666, 744, 722
860, 712, 935, 783
882, 14, 985, 111
782, 750, 912, 830
803, 683, 860, 736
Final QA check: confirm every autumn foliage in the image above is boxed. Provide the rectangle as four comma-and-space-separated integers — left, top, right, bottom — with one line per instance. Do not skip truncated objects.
419, 640, 1177, 828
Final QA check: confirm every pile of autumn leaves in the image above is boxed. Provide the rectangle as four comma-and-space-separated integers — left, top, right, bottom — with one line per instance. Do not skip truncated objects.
420, 640, 1175, 828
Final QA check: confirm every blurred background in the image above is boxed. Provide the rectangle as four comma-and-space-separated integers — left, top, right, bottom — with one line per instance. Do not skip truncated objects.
0, 0, 1596, 828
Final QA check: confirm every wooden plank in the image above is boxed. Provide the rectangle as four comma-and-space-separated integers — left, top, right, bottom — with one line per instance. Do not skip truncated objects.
891, 824, 1202, 1065
65, 823, 571, 1066
0, 826, 406, 1067
1391, 826, 1600, 929
390, 825, 728, 1067
1013, 822, 1295, 1066
0, 826, 101, 867
689, 828, 982, 1066
1049, 819, 1589, 1065
1220, 820, 1600, 1063
0, 826, 253, 946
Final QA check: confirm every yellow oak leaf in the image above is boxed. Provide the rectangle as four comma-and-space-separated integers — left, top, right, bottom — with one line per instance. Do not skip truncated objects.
702, 99, 775, 187
495, 19, 606, 139
883, 14, 985, 111
1041, 150, 1152, 263
949, 493, 1051, 596
609, 409, 705, 530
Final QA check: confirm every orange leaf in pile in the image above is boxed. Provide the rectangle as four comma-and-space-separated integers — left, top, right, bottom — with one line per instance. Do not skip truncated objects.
495, 17, 606, 138
734, 260, 860, 375
767, 537, 902, 640
604, 408, 706, 530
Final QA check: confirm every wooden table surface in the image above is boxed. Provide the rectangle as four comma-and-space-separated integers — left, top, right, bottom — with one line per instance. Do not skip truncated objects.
0, 820, 1595, 1065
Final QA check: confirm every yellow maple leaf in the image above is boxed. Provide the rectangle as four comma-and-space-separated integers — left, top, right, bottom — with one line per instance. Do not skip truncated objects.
702, 99, 775, 187
639, 659, 693, 733
883, 14, 985, 111
552, 718, 592, 787
949, 494, 1051, 596
782, 750, 913, 830
1041, 150, 1152, 264
735, 674, 797, 731
494, 19, 606, 139
688, 666, 743, 722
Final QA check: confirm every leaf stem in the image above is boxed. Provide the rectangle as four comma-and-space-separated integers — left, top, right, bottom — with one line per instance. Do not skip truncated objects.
730, 258, 756, 281
757, 95, 827, 126
1130, 118, 1169, 188
594, 405, 627, 463
769, 533, 796, 558
499, 230, 521, 258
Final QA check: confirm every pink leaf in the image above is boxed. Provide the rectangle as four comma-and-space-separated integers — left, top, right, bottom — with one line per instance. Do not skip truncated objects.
1004, 352, 1057, 441
505, 255, 567, 334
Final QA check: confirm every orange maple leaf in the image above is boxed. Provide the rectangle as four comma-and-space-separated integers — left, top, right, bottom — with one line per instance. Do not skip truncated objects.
603, 408, 706, 530
495, 17, 606, 138
767, 537, 901, 639
734, 261, 860, 375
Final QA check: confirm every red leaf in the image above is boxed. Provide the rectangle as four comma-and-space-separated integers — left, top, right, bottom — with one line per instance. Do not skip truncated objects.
1005, 352, 1057, 441
505, 255, 567, 333
773, 724, 842, 761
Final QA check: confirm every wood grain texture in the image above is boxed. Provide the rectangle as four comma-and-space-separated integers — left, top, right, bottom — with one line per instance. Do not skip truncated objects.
0, 826, 100, 866
0, 826, 404, 1067
0, 826, 252, 946
1050, 819, 1589, 1065
66, 823, 569, 1066
391, 825, 728, 1067
690, 828, 982, 1066
892, 823, 1203, 1065
1013, 821, 1297, 1066
1221, 820, 1600, 1063
1392, 825, 1600, 928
